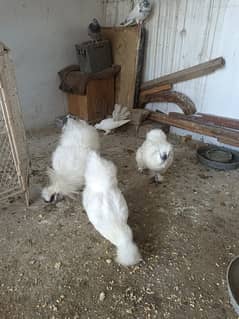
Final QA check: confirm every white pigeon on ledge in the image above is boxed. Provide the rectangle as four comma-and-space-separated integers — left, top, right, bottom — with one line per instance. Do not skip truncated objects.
120, 0, 152, 26
95, 104, 131, 135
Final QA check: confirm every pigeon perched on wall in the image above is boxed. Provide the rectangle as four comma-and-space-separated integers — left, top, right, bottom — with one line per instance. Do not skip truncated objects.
120, 0, 152, 26
88, 18, 102, 42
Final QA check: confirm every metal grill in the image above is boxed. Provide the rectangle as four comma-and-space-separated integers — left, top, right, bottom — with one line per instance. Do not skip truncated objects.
0, 43, 29, 205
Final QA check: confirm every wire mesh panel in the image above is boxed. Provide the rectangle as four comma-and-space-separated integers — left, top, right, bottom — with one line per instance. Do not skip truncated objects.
0, 43, 29, 205
0, 122, 19, 198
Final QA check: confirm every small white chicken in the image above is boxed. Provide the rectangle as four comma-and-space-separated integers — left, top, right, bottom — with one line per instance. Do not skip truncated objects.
95, 104, 131, 135
120, 0, 152, 26
42, 116, 100, 203
136, 129, 173, 183
83, 151, 141, 266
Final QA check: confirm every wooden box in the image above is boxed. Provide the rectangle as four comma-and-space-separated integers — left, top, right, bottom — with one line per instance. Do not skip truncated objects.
67, 77, 115, 123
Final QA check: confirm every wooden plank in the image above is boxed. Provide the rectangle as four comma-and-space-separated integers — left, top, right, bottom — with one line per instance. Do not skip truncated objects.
141, 57, 225, 91
139, 84, 172, 97
130, 109, 150, 133
134, 26, 146, 107
149, 111, 239, 147
169, 112, 239, 131
218, 136, 239, 147
197, 113, 239, 130
102, 26, 143, 108
139, 90, 196, 115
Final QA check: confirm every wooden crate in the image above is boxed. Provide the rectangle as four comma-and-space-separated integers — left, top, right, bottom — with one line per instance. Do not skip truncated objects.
67, 77, 114, 123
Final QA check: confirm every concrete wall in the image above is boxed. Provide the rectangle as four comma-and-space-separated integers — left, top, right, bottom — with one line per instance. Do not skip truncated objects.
102, 0, 239, 147
0, 0, 102, 129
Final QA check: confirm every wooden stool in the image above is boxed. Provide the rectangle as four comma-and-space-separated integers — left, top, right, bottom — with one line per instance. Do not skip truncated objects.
67, 77, 114, 123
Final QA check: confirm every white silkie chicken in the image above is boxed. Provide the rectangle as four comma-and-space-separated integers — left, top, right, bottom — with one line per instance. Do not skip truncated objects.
95, 104, 130, 135
136, 129, 173, 183
83, 151, 141, 266
120, 0, 152, 26
42, 117, 100, 203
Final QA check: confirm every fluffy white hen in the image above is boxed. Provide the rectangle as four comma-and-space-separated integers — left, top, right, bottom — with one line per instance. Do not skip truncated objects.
83, 151, 141, 266
136, 129, 173, 183
42, 117, 100, 203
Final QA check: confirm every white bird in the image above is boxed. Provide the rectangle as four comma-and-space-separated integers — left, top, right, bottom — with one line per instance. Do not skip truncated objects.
83, 151, 141, 266
136, 129, 174, 183
95, 118, 130, 135
120, 0, 152, 26
42, 117, 100, 203
95, 104, 131, 135
112, 104, 130, 121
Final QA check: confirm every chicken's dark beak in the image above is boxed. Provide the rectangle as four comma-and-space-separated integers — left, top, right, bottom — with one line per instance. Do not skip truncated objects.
44, 193, 56, 203
161, 153, 168, 161
44, 193, 64, 204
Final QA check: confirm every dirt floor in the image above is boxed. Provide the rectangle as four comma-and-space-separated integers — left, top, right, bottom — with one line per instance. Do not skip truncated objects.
0, 123, 239, 319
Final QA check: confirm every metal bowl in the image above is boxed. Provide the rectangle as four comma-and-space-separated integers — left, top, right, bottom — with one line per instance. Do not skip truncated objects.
204, 149, 233, 163
197, 145, 239, 170
227, 256, 239, 315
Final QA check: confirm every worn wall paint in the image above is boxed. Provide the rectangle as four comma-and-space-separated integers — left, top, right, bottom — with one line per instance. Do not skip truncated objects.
102, 0, 239, 130
102, 0, 134, 25
0, 0, 102, 129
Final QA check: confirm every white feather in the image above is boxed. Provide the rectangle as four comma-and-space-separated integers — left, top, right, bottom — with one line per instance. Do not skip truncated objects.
42, 118, 100, 202
83, 151, 141, 266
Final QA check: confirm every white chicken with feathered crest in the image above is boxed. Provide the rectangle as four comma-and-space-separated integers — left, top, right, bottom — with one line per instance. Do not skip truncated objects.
83, 151, 141, 266
42, 116, 100, 203
95, 104, 131, 135
136, 129, 174, 183
121, 0, 152, 26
